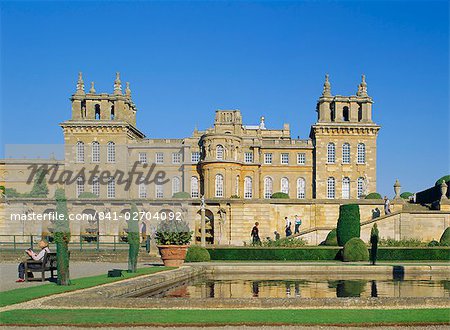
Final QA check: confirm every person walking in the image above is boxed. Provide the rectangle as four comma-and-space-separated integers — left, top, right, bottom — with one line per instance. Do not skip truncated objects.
285, 217, 292, 237
384, 196, 391, 215
251, 222, 261, 246
294, 215, 302, 234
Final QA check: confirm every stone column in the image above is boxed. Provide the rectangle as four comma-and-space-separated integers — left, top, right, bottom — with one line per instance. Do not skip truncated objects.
200, 196, 206, 247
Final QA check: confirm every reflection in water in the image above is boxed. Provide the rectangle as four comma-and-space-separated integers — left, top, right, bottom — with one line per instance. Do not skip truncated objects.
371, 280, 378, 297
252, 281, 259, 297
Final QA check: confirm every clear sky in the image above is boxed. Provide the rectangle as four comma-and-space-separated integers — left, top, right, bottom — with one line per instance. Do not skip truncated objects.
1, 1, 448, 197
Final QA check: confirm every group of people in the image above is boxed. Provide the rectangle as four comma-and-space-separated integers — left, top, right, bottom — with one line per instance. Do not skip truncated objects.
250, 214, 303, 245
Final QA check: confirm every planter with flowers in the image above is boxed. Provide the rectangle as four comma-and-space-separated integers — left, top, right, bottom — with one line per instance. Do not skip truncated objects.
155, 219, 192, 267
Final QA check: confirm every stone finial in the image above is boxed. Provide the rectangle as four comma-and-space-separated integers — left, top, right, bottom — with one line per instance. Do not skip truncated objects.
394, 179, 401, 199
322, 74, 331, 97
125, 82, 131, 97
114, 72, 122, 95
260, 116, 266, 129
89, 82, 96, 94
441, 180, 448, 200
357, 74, 368, 97
75, 72, 85, 95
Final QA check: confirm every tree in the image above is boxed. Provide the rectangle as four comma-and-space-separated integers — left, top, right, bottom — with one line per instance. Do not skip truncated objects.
127, 203, 140, 273
54, 188, 70, 285
336, 204, 361, 246
30, 169, 49, 197
370, 223, 379, 265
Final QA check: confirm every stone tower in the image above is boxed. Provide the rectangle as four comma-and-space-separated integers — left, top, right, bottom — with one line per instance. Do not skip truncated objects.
60, 72, 145, 199
310, 75, 380, 199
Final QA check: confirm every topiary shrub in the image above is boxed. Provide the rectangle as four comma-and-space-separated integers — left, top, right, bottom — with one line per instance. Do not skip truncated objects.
172, 192, 191, 198
400, 192, 413, 199
185, 245, 211, 262
428, 240, 440, 247
336, 204, 360, 246
439, 227, 450, 246
323, 229, 338, 246
343, 237, 369, 262
435, 175, 450, 186
271, 192, 289, 199
370, 224, 379, 265
78, 192, 98, 199
365, 192, 382, 200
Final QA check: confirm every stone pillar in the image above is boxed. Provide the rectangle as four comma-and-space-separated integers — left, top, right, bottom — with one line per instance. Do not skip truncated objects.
200, 196, 206, 247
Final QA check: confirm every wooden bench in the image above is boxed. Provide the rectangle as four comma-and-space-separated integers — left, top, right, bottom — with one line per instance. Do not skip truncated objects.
24, 252, 57, 282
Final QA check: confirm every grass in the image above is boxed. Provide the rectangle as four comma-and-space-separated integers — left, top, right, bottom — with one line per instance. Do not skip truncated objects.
0, 267, 172, 307
0, 308, 449, 326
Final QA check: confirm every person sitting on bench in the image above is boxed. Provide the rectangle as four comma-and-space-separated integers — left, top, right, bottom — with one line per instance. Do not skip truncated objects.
16, 240, 50, 283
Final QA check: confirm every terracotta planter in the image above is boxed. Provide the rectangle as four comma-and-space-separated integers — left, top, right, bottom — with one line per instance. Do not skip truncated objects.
157, 245, 189, 267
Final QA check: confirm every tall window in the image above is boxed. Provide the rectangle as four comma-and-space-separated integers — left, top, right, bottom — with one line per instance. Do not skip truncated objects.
76, 176, 84, 197
76, 141, 85, 163
155, 184, 164, 198
107, 142, 115, 163
327, 143, 335, 163
139, 152, 147, 164
107, 177, 115, 198
264, 177, 273, 199
244, 176, 252, 199
281, 177, 289, 195
172, 177, 181, 196
139, 182, 147, 198
343, 106, 349, 121
235, 175, 240, 196
191, 177, 199, 198
281, 153, 289, 164
216, 145, 224, 160
92, 141, 100, 163
342, 177, 350, 199
155, 152, 164, 164
357, 143, 366, 164
297, 178, 305, 199
327, 177, 335, 199
297, 153, 306, 165
191, 151, 200, 163
264, 153, 273, 164
342, 143, 350, 164
357, 177, 365, 198
244, 152, 253, 163
172, 153, 181, 164
215, 174, 224, 197
92, 176, 100, 197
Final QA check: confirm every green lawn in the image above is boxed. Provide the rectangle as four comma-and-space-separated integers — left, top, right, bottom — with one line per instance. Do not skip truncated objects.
0, 308, 449, 326
0, 267, 172, 307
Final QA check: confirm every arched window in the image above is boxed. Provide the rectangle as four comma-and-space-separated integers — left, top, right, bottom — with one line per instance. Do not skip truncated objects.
76, 141, 85, 163
92, 141, 100, 163
357, 143, 366, 164
107, 141, 115, 163
191, 177, 199, 198
357, 177, 365, 198
95, 104, 101, 120
330, 104, 335, 122
343, 106, 349, 121
92, 176, 100, 197
216, 145, 224, 160
297, 178, 306, 199
342, 143, 350, 164
281, 177, 289, 195
110, 105, 115, 120
76, 176, 84, 197
215, 174, 224, 197
342, 177, 350, 199
139, 182, 147, 198
327, 143, 335, 163
107, 177, 115, 198
327, 177, 335, 199
264, 177, 273, 199
235, 175, 240, 197
172, 177, 181, 196
244, 176, 252, 199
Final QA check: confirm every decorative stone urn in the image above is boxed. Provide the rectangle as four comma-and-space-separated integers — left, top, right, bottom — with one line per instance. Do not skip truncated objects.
393, 179, 401, 199
157, 245, 189, 267
441, 180, 448, 200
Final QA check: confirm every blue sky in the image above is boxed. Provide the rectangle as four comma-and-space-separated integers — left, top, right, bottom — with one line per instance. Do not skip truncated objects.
1, 1, 448, 196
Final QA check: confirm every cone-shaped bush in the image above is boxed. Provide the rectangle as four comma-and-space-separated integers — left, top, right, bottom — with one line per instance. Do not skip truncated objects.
336, 204, 361, 246
343, 237, 369, 262
323, 229, 338, 246
127, 203, 140, 273
440, 227, 450, 246
54, 188, 70, 285
370, 223, 379, 265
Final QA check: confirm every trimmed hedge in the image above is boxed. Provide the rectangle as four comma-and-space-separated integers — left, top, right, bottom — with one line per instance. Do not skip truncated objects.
271, 192, 289, 199
400, 192, 413, 199
206, 247, 450, 261
185, 245, 211, 262
78, 192, 98, 199
172, 192, 191, 198
336, 204, 360, 246
365, 192, 382, 200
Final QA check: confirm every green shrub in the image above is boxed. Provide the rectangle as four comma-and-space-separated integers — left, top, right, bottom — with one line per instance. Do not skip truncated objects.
435, 175, 450, 186
78, 192, 98, 199
336, 204, 360, 246
365, 192, 382, 200
370, 224, 379, 265
230, 195, 240, 199
342, 238, 369, 262
428, 240, 440, 247
334, 280, 366, 297
323, 229, 338, 246
185, 245, 211, 262
29, 169, 49, 198
0, 186, 5, 195
5, 188, 24, 197
271, 192, 289, 199
400, 192, 413, 199
155, 220, 192, 245
374, 247, 450, 260
262, 237, 306, 247
172, 192, 191, 198
379, 238, 425, 247
440, 227, 450, 246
